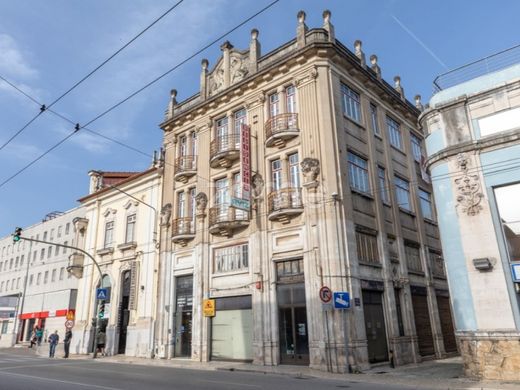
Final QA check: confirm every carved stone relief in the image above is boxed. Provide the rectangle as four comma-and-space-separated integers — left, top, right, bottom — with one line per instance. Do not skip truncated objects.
301, 157, 320, 186
252, 173, 264, 198
195, 192, 208, 215
160, 203, 172, 227
454, 153, 484, 216
230, 53, 249, 84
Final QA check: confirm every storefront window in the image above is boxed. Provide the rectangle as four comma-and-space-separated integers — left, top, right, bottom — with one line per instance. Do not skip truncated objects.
495, 183, 520, 262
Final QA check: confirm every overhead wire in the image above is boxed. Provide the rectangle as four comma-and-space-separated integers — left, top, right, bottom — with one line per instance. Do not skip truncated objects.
0, 0, 281, 189
0, 0, 185, 152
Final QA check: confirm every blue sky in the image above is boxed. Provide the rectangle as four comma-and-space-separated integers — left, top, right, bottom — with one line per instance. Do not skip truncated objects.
0, 0, 518, 237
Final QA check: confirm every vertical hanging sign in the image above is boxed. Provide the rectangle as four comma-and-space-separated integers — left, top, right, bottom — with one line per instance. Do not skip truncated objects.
232, 124, 251, 211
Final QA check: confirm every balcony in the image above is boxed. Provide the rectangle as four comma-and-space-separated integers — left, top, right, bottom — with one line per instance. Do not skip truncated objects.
174, 156, 197, 182
210, 134, 240, 168
209, 204, 249, 236
172, 217, 196, 246
265, 113, 299, 148
268, 188, 304, 223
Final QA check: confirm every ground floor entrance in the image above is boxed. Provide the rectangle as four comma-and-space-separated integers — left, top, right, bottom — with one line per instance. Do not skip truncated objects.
173, 275, 193, 357
362, 288, 389, 363
436, 290, 457, 353
411, 286, 435, 357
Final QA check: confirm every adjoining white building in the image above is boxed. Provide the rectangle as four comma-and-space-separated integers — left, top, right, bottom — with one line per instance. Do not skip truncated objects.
0, 207, 85, 348
70, 166, 163, 357
421, 46, 520, 380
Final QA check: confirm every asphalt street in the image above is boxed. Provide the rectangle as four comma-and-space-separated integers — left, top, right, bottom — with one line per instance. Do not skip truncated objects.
0, 349, 428, 390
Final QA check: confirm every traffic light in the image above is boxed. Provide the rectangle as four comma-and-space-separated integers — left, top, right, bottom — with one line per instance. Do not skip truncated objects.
98, 301, 105, 319
12, 227, 22, 243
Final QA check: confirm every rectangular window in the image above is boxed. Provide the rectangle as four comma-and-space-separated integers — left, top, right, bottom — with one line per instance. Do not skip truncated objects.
189, 188, 197, 220
55, 246, 59, 256
65, 223, 70, 235
125, 214, 136, 243
341, 84, 361, 122
191, 131, 198, 156
47, 246, 52, 258
179, 134, 187, 157
63, 242, 68, 254
348, 152, 370, 193
215, 177, 229, 206
395, 176, 411, 211
289, 152, 300, 188
44, 271, 49, 284
370, 103, 380, 136
234, 109, 247, 134
177, 191, 186, 218
40, 249, 45, 260
15, 257, 19, 269
494, 183, 520, 262
276, 259, 304, 282
33, 251, 37, 262
0, 282, 3, 292
104, 221, 114, 247
59, 267, 65, 280
20, 255, 24, 267
214, 244, 249, 274
37, 273, 41, 285
50, 229, 54, 241
16, 278, 20, 289
29, 275, 33, 286
271, 159, 282, 191
429, 250, 445, 277
378, 167, 390, 204
216, 116, 229, 138
269, 93, 279, 117
356, 229, 380, 264
43, 231, 48, 241
386, 116, 402, 149
394, 289, 405, 336
419, 189, 433, 220
286, 85, 296, 113
57, 226, 62, 238
51, 269, 56, 282
411, 133, 423, 162
405, 243, 423, 272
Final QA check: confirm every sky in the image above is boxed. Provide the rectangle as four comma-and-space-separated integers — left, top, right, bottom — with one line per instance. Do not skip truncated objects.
0, 0, 518, 238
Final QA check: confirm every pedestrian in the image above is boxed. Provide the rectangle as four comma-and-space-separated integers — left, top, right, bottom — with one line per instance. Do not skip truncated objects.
97, 330, 106, 357
63, 329, 72, 358
29, 327, 37, 349
35, 327, 44, 346
48, 330, 59, 358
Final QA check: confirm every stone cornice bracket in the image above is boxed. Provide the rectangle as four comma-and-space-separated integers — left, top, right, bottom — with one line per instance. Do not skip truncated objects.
354, 40, 366, 68
73, 217, 89, 235
454, 153, 485, 216
296, 10, 308, 49
200, 59, 209, 100
322, 10, 335, 42
295, 66, 318, 87
394, 76, 405, 101
301, 157, 320, 189
370, 55, 381, 80
249, 29, 260, 74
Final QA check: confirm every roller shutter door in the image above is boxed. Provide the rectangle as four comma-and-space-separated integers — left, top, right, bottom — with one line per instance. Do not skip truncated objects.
436, 293, 457, 353
411, 288, 435, 356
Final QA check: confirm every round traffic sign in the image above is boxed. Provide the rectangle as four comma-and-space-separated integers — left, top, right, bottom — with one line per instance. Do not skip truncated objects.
319, 286, 332, 303
64, 320, 74, 329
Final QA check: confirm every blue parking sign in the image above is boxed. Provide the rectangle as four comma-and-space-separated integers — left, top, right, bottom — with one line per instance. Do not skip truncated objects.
96, 288, 108, 300
333, 292, 350, 309
511, 263, 520, 282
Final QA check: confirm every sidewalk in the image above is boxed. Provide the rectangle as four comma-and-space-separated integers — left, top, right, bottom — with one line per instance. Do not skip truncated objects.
88, 354, 520, 390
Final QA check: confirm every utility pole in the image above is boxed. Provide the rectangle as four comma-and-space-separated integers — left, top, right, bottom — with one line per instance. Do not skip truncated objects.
13, 238, 32, 344
11, 229, 105, 359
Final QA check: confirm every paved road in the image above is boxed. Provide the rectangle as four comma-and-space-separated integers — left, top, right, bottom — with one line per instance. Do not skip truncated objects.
0, 349, 429, 390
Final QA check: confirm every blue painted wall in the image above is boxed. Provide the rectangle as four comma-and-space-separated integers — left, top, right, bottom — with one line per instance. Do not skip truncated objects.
431, 163, 478, 330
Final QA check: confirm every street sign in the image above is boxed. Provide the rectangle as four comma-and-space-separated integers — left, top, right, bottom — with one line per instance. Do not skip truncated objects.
231, 197, 250, 211
65, 320, 74, 329
96, 288, 108, 300
203, 299, 215, 317
333, 292, 350, 309
319, 286, 332, 303
512, 263, 520, 282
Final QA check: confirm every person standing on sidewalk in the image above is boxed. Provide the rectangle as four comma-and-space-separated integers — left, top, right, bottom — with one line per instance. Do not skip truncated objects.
63, 329, 72, 358
35, 327, 44, 347
48, 330, 59, 358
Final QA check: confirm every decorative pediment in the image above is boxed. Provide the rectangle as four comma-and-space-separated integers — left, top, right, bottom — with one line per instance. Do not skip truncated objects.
103, 208, 117, 218
207, 42, 250, 97
123, 200, 139, 210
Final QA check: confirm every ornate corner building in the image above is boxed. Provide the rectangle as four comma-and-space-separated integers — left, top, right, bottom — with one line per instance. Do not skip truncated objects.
421, 46, 520, 380
156, 10, 455, 372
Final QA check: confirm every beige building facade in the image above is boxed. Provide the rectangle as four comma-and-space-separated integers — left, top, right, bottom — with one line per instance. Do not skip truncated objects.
156, 10, 455, 372
70, 167, 163, 357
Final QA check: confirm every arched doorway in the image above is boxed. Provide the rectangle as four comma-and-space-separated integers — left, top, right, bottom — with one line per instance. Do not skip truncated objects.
117, 270, 131, 354
91, 275, 111, 353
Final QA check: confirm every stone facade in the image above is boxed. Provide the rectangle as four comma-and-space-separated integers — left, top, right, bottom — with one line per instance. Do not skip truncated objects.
156, 10, 455, 372
421, 53, 520, 380
70, 167, 163, 358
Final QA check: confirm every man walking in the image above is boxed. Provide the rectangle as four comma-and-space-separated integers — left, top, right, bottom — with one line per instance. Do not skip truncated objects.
63, 329, 72, 358
48, 330, 59, 358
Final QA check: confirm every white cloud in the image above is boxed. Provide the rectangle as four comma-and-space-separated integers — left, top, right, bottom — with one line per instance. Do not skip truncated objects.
0, 34, 38, 79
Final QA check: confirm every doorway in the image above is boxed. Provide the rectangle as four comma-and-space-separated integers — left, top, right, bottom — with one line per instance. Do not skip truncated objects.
276, 259, 309, 365
174, 275, 193, 357
117, 270, 131, 354
362, 289, 389, 363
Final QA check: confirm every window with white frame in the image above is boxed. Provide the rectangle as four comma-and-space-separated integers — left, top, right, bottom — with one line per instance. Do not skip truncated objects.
55, 246, 59, 256
378, 167, 390, 204
179, 134, 187, 157
341, 84, 361, 122
191, 131, 198, 156
125, 214, 136, 243
271, 159, 282, 191
51, 269, 56, 283
40, 249, 44, 260
50, 229, 54, 241
65, 223, 70, 235
386, 116, 402, 149
215, 177, 229, 206
104, 221, 114, 247
419, 189, 433, 220
58, 226, 62, 238
36, 273, 41, 285
269, 93, 280, 117
410, 133, 423, 162
286, 85, 297, 114
214, 243, 249, 274
43, 231, 47, 241
44, 271, 49, 284
59, 267, 65, 280
394, 176, 411, 211
348, 152, 370, 193
370, 103, 380, 136
288, 153, 300, 188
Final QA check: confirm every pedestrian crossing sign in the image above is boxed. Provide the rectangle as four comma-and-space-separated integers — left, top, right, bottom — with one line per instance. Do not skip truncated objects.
96, 288, 108, 300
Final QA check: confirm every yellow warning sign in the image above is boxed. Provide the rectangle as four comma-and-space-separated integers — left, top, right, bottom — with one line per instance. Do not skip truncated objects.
203, 299, 215, 317
66, 310, 75, 321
